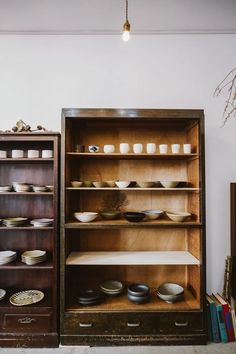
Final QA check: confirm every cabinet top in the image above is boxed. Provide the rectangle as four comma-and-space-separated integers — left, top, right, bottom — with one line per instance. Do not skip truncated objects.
0, 131, 60, 136
62, 108, 204, 120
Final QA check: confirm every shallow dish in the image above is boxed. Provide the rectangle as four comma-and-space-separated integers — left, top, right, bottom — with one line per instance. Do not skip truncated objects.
21, 250, 46, 258
157, 282, 184, 303
100, 280, 124, 293
127, 283, 150, 297
92, 181, 106, 188
115, 181, 131, 188
166, 211, 191, 222
32, 185, 47, 192
123, 212, 145, 222
100, 211, 120, 220
160, 181, 181, 188
78, 289, 103, 302
136, 181, 155, 188
142, 210, 164, 220
74, 212, 98, 223
9, 290, 44, 306
71, 181, 83, 188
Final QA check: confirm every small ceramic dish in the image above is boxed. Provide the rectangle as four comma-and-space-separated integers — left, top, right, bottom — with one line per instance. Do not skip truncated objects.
100, 211, 120, 220
123, 212, 145, 222
166, 211, 191, 222
115, 181, 131, 188
71, 181, 83, 188
136, 181, 155, 188
160, 181, 181, 188
127, 293, 150, 304
74, 212, 98, 223
9, 290, 44, 306
15, 184, 31, 192
157, 282, 184, 303
105, 180, 116, 188
142, 210, 164, 220
92, 181, 106, 188
127, 283, 150, 297
32, 185, 47, 192
100, 280, 124, 296
46, 185, 54, 191
83, 181, 92, 187
0, 185, 12, 192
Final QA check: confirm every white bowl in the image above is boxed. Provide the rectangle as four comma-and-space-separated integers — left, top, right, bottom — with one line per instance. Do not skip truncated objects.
115, 181, 131, 188
142, 210, 164, 220
104, 144, 115, 153
12, 150, 24, 158
27, 150, 39, 158
74, 212, 98, 223
160, 181, 180, 188
166, 211, 191, 222
42, 150, 53, 158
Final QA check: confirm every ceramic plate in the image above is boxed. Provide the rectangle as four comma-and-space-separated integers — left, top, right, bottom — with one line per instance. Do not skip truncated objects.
9, 290, 44, 306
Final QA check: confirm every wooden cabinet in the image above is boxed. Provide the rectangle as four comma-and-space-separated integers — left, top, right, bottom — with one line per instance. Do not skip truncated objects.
0, 132, 59, 347
60, 109, 207, 345
231, 183, 236, 299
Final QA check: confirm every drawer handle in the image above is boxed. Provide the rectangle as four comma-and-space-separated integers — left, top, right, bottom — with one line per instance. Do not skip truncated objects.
175, 321, 189, 327
18, 317, 36, 324
127, 322, 140, 327
79, 322, 93, 328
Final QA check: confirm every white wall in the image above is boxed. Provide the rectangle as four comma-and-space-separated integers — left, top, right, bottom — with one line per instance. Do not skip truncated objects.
0, 34, 236, 293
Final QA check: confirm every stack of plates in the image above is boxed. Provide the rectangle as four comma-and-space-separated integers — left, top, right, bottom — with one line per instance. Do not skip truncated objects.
100, 280, 124, 296
9, 290, 44, 306
3, 217, 28, 227
0, 185, 12, 192
32, 185, 47, 192
13, 183, 32, 192
78, 290, 103, 306
30, 218, 53, 227
0, 289, 6, 301
21, 250, 46, 265
0, 250, 17, 265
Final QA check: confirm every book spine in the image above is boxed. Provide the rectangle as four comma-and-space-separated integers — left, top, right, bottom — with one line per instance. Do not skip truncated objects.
231, 309, 236, 338
209, 302, 220, 342
221, 303, 235, 341
216, 305, 228, 342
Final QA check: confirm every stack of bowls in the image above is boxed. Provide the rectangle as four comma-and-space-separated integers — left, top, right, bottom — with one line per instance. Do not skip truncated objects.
100, 280, 124, 296
13, 182, 31, 192
30, 218, 54, 227
78, 289, 103, 306
0, 185, 12, 192
32, 185, 47, 192
21, 250, 46, 265
0, 250, 17, 265
127, 283, 150, 304
3, 217, 28, 227
157, 283, 184, 303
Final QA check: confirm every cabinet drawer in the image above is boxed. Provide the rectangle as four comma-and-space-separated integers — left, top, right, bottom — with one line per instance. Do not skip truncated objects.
159, 312, 204, 333
2, 313, 53, 332
65, 313, 112, 334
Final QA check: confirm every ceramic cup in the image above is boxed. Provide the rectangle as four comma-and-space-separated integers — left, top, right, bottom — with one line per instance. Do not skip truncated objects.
27, 150, 39, 158
183, 144, 191, 154
0, 150, 7, 158
12, 150, 24, 158
119, 143, 130, 154
42, 150, 53, 158
159, 144, 168, 154
133, 143, 143, 154
103, 144, 115, 153
88, 145, 99, 153
146, 143, 156, 154
171, 144, 180, 154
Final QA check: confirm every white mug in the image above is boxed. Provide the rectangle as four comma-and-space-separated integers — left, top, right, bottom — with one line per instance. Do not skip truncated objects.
42, 150, 53, 158
119, 143, 129, 154
27, 150, 39, 158
12, 150, 24, 158
0, 150, 7, 158
103, 144, 115, 153
133, 144, 143, 154
146, 143, 156, 154
183, 144, 191, 154
159, 144, 168, 154
171, 144, 180, 154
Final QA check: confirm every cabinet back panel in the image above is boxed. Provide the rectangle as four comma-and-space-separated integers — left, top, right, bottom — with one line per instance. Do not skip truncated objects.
0, 231, 53, 252
0, 269, 52, 289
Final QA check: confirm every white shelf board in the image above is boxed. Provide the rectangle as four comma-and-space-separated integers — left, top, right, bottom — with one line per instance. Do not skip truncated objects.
66, 251, 199, 266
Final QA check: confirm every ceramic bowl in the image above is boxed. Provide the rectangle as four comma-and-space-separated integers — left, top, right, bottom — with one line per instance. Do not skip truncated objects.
127, 293, 150, 304
157, 282, 184, 303
15, 184, 31, 192
46, 185, 54, 192
92, 181, 106, 188
166, 211, 191, 222
127, 283, 150, 297
71, 181, 83, 188
142, 210, 164, 220
100, 211, 120, 220
103, 144, 115, 153
83, 181, 93, 187
105, 180, 116, 188
0, 185, 12, 192
123, 212, 145, 222
136, 181, 155, 188
160, 181, 180, 188
115, 181, 131, 188
32, 185, 47, 192
74, 212, 98, 223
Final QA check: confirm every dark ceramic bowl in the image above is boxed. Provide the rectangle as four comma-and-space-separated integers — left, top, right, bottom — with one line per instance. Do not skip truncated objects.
127, 283, 150, 297
78, 289, 103, 302
123, 212, 145, 222
127, 293, 150, 304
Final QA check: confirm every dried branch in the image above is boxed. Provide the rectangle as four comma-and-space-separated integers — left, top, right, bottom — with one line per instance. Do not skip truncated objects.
100, 192, 129, 211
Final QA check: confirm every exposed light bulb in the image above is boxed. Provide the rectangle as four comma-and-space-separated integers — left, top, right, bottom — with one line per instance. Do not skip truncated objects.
122, 1, 131, 41
122, 30, 130, 42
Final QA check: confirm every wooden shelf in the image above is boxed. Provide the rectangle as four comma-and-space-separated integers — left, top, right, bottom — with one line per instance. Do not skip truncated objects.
0, 158, 53, 163
66, 187, 199, 192
0, 259, 53, 269
67, 152, 198, 160
0, 226, 53, 231
65, 220, 201, 229
66, 288, 200, 312
0, 192, 53, 196
66, 251, 200, 266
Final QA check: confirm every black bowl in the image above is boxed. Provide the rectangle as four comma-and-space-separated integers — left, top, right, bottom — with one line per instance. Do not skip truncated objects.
123, 212, 145, 222
127, 283, 150, 297
127, 293, 150, 304
78, 289, 103, 302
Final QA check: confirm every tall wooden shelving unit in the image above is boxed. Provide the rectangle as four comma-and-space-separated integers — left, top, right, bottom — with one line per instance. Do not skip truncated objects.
0, 132, 59, 347
61, 108, 206, 345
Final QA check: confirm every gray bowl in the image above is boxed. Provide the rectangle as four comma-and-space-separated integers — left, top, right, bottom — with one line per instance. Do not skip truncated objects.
157, 282, 184, 303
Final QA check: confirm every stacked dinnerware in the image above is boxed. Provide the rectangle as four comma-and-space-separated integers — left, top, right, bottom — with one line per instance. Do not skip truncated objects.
127, 283, 150, 304
100, 280, 124, 296
0, 185, 12, 192
30, 218, 53, 227
32, 185, 47, 192
78, 290, 103, 306
13, 182, 31, 192
0, 250, 17, 265
21, 250, 46, 265
0, 289, 6, 301
3, 218, 28, 227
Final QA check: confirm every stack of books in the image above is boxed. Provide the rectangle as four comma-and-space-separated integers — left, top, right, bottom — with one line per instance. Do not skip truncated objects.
206, 293, 236, 342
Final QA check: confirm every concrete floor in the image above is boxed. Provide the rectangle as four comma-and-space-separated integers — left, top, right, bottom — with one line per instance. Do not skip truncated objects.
0, 344, 236, 354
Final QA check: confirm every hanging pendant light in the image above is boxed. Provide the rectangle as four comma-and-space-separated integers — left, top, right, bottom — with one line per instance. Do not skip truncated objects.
122, 0, 130, 41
